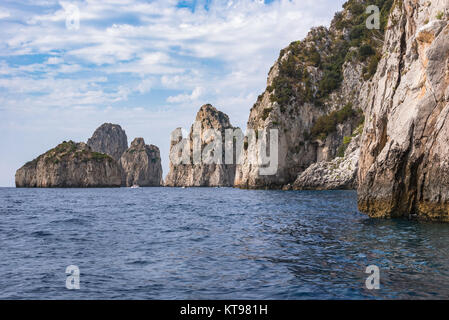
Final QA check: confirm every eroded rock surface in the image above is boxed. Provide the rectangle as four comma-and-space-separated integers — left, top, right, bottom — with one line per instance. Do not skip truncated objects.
292, 132, 360, 190
165, 104, 236, 187
87, 123, 128, 161
234, 1, 386, 189
15, 141, 121, 187
120, 138, 162, 187
358, 1, 449, 220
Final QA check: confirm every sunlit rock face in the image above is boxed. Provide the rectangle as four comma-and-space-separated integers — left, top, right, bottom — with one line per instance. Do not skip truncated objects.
15, 141, 121, 188
234, 1, 385, 189
164, 104, 237, 187
358, 1, 449, 220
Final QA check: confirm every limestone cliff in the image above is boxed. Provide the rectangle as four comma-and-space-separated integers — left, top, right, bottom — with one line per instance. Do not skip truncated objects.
358, 1, 449, 220
120, 138, 163, 187
291, 129, 361, 190
87, 123, 128, 161
234, 0, 391, 189
15, 141, 121, 188
165, 104, 236, 187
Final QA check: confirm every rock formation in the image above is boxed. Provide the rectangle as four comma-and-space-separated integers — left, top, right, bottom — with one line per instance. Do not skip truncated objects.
234, 0, 387, 189
87, 123, 128, 161
15, 141, 121, 187
291, 130, 361, 190
16, 124, 164, 188
120, 138, 163, 187
165, 104, 237, 187
358, 1, 449, 220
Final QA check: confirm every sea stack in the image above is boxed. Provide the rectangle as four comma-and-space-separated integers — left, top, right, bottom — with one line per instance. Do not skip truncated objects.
15, 141, 121, 188
87, 123, 128, 161
164, 104, 237, 187
120, 138, 163, 187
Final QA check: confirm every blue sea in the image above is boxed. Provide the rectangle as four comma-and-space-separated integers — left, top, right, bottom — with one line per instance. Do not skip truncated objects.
1, 187, 449, 299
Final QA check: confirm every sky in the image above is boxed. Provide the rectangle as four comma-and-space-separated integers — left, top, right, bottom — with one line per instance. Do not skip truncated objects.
0, 0, 346, 187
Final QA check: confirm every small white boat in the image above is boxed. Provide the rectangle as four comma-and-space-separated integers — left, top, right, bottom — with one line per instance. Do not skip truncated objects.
130, 185, 140, 189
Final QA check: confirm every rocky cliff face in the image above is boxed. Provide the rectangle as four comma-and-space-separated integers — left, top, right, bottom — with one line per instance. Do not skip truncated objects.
358, 1, 449, 220
234, 0, 391, 189
87, 123, 128, 161
165, 104, 236, 187
15, 141, 121, 187
120, 138, 163, 187
291, 130, 361, 190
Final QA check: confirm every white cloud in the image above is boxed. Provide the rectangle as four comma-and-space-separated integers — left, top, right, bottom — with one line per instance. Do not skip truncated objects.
46, 57, 64, 64
2, 0, 344, 66
136, 78, 154, 94
167, 86, 205, 103
0, 9, 10, 19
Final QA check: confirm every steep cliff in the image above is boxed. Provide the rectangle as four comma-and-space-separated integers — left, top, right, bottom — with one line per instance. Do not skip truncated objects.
87, 123, 128, 161
120, 138, 163, 187
358, 1, 449, 220
165, 104, 236, 187
15, 141, 121, 188
235, 0, 392, 189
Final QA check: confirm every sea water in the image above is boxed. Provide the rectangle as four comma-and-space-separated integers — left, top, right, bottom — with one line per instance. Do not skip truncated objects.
1, 187, 449, 299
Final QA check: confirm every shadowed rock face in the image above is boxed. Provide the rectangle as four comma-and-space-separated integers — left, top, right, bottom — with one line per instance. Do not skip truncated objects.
87, 123, 128, 161
164, 104, 236, 187
120, 138, 162, 187
358, 1, 449, 220
15, 141, 121, 188
292, 132, 360, 191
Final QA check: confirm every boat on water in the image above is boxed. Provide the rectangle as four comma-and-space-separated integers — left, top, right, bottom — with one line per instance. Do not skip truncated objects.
130, 185, 140, 189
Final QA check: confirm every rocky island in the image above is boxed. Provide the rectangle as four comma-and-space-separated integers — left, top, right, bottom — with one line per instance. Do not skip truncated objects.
15, 141, 122, 188
16, 123, 163, 188
232, 0, 449, 221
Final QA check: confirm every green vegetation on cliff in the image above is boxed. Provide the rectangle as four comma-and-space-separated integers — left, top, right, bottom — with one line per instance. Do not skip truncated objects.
268, 0, 394, 110
335, 0, 394, 80
310, 104, 364, 141
25, 140, 115, 165
268, 28, 326, 107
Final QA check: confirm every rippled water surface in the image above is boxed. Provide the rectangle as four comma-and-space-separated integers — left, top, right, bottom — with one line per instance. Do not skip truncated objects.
1, 187, 449, 299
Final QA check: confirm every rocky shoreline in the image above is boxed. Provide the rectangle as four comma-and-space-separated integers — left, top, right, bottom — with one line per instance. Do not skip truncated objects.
15, 1, 449, 221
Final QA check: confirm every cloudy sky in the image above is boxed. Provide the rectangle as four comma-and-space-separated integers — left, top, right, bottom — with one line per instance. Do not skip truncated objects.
0, 0, 346, 186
